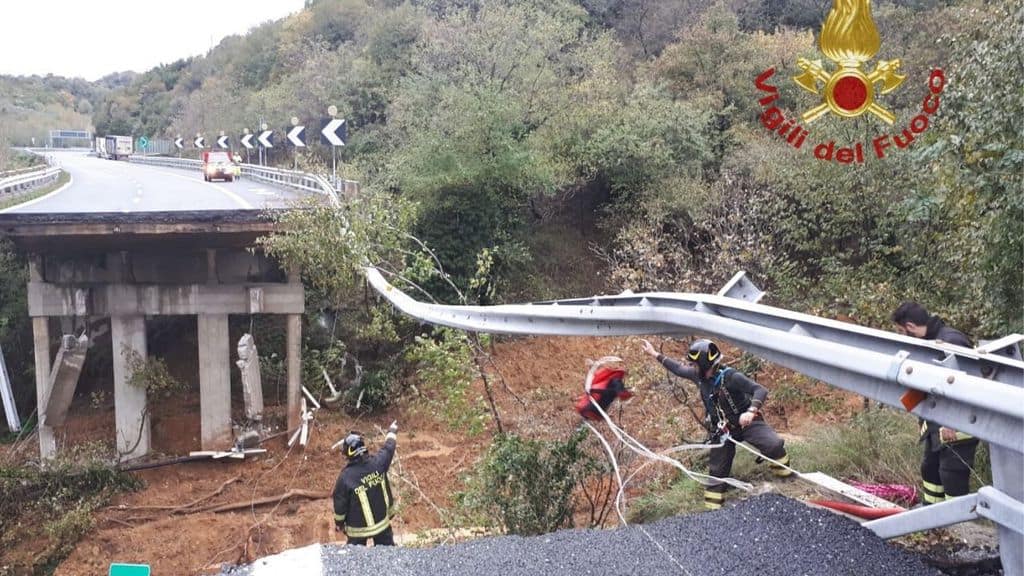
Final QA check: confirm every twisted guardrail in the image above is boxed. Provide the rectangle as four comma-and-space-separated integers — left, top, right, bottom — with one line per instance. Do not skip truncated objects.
366, 267, 1024, 575
128, 155, 357, 206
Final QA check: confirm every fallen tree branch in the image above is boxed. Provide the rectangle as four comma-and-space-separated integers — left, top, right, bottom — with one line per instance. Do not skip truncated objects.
104, 516, 136, 529
197, 489, 330, 515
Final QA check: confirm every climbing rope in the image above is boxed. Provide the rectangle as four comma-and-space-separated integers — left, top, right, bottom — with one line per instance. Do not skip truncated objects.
582, 357, 754, 523
581, 355, 908, 530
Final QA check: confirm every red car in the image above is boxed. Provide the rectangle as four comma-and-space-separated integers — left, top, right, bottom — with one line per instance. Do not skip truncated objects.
202, 151, 235, 182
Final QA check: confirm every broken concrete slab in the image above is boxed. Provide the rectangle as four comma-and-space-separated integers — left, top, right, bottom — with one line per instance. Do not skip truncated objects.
236, 333, 264, 422
41, 333, 89, 427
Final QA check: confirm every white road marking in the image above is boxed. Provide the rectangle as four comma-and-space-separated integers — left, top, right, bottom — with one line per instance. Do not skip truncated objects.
0, 173, 74, 213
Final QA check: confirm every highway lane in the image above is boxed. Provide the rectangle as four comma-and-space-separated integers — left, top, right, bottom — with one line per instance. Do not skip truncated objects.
2, 151, 311, 214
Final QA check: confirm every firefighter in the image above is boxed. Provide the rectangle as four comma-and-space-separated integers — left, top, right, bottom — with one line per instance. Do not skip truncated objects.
642, 338, 792, 510
332, 422, 398, 545
892, 301, 978, 504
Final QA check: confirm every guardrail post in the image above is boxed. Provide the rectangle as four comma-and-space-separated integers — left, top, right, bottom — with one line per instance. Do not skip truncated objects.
994, 444, 1024, 574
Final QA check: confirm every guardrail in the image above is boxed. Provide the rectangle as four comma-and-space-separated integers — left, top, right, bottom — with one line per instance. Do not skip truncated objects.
366, 267, 1024, 575
0, 165, 47, 179
0, 166, 62, 198
128, 155, 357, 206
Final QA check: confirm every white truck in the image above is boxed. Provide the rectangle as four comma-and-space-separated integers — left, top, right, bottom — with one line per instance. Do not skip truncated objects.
103, 135, 133, 160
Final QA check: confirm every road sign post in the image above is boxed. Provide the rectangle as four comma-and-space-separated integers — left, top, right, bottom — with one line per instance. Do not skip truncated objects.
288, 117, 306, 171
258, 126, 274, 167
240, 130, 254, 165
258, 122, 268, 166
322, 106, 346, 189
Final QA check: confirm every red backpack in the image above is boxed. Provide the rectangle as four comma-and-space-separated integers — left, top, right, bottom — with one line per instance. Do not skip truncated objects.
575, 367, 633, 421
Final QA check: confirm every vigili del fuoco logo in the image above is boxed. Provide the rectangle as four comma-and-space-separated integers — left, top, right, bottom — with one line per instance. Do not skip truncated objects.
754, 0, 946, 164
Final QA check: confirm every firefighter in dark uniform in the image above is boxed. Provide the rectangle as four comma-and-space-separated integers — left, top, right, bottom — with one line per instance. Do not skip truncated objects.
642, 338, 792, 510
333, 422, 398, 545
892, 301, 978, 504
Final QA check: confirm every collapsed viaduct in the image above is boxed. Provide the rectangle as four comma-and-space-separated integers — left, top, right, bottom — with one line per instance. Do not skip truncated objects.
0, 210, 304, 460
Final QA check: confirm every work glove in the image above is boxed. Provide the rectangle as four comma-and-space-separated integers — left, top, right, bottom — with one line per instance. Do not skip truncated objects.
387, 421, 398, 436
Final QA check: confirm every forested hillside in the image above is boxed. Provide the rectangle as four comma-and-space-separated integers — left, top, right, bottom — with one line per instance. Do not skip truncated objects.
0, 73, 123, 147
2, 0, 1021, 399
1, 0, 1020, 408
94, 0, 1020, 333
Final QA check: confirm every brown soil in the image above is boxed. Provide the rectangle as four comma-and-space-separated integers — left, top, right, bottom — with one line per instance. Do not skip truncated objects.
4, 335, 861, 575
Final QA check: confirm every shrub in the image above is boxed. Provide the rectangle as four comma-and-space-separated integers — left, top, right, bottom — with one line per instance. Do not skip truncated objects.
405, 328, 487, 435
122, 347, 186, 400
345, 367, 396, 412
0, 447, 139, 572
457, 429, 596, 535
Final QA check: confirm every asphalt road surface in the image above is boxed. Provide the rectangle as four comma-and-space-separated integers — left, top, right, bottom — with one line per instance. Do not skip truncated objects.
223, 494, 941, 576
2, 151, 309, 214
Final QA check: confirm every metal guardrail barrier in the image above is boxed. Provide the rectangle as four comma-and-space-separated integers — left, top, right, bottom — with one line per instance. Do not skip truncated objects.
366, 268, 1024, 575
127, 155, 356, 206
0, 166, 62, 198
0, 165, 47, 179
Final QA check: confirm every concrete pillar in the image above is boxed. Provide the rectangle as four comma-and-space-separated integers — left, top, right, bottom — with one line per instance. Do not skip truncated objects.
198, 314, 231, 449
286, 314, 302, 432
29, 255, 57, 459
111, 315, 150, 461
32, 317, 56, 460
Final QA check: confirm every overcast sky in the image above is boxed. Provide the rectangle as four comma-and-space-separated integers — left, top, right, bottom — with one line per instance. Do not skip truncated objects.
0, 0, 306, 81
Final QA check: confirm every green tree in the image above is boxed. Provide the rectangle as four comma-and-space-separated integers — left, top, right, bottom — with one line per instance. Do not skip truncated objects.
924, 0, 1024, 333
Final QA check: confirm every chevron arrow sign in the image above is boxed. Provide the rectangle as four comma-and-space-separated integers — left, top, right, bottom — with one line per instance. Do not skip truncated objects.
287, 125, 306, 147
320, 118, 346, 146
